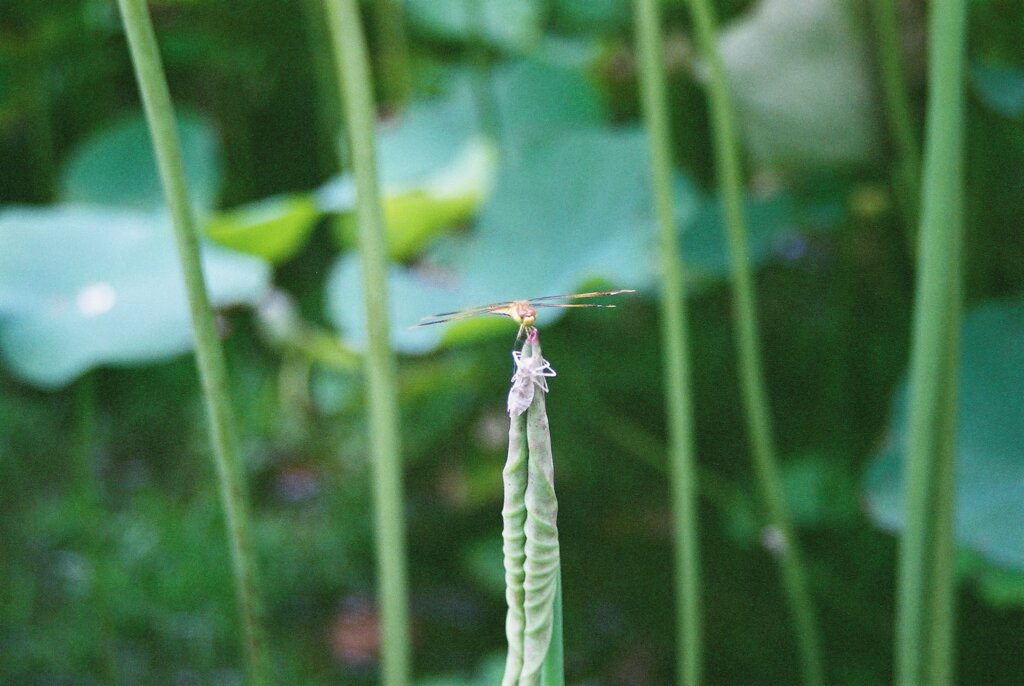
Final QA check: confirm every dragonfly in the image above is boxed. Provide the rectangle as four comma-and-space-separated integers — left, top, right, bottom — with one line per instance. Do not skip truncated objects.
414, 289, 636, 341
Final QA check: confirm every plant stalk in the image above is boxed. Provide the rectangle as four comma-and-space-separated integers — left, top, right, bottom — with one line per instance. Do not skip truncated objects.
868, 0, 921, 244
683, 0, 824, 683
632, 0, 702, 683
894, 0, 966, 683
504, 335, 563, 685
373, 0, 412, 108
322, 1, 412, 684
114, 1, 271, 683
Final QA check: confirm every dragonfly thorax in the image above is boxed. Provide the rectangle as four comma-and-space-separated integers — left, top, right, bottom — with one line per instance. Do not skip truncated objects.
511, 300, 537, 327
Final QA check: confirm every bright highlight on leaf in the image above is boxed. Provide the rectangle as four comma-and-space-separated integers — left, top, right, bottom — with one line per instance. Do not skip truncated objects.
0, 206, 271, 388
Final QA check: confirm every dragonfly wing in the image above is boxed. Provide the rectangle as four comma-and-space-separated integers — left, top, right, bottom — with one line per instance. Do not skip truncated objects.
416, 303, 503, 325
415, 309, 490, 327
414, 292, 635, 328
417, 297, 523, 320
532, 302, 616, 309
415, 301, 521, 327
527, 288, 636, 304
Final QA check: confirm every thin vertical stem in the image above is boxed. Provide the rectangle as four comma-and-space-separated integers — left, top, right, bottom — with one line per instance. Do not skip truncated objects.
302, 0, 345, 176
114, 1, 271, 684
895, 0, 966, 683
322, 2, 411, 685
868, 0, 921, 243
926, 326, 960, 686
683, 1, 824, 684
632, 0, 702, 684
373, 0, 412, 108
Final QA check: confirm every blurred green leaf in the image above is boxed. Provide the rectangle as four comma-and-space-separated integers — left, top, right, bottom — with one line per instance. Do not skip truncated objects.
326, 140, 843, 353
491, 58, 604, 144
373, 84, 481, 188
971, 62, 1024, 119
780, 452, 860, 528
398, 356, 486, 460
549, 0, 630, 32
326, 126, 654, 353
317, 60, 601, 261
958, 551, 1024, 608
716, 0, 881, 167
417, 654, 507, 686
323, 60, 624, 351
679, 174, 844, 284
403, 0, 544, 52
58, 111, 222, 213
318, 84, 497, 260
462, 537, 506, 597
107, 493, 234, 628
865, 298, 1024, 577
0, 205, 270, 388
205, 193, 320, 263
328, 138, 498, 261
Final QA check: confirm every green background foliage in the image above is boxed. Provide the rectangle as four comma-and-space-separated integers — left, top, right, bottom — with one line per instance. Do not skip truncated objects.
2, 0, 1024, 683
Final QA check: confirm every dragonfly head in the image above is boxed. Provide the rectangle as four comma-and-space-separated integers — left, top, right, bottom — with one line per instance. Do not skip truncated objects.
512, 301, 537, 328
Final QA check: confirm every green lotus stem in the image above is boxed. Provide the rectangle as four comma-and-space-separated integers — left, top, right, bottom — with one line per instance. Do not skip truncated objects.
321, 1, 412, 684
868, 0, 921, 241
114, 2, 271, 684
373, 0, 412, 108
682, 0, 824, 684
503, 334, 564, 686
632, 0, 703, 683
894, 0, 966, 683
302, 0, 344, 175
